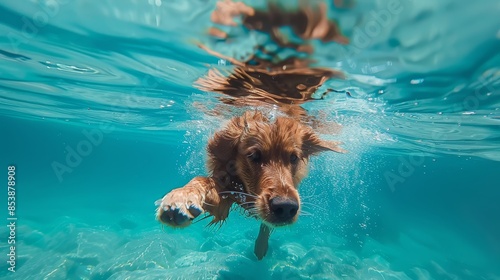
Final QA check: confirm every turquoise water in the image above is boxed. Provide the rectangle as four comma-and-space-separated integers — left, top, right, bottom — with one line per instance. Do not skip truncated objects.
1, 0, 499, 279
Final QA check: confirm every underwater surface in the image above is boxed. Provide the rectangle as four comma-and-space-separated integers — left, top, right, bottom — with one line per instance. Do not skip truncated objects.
0, 0, 499, 279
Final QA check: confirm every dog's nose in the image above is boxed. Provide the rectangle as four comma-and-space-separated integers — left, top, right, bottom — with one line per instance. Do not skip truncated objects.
269, 197, 299, 223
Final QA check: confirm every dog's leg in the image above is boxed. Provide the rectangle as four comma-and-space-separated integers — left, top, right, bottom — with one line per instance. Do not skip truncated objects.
254, 223, 272, 260
156, 176, 221, 228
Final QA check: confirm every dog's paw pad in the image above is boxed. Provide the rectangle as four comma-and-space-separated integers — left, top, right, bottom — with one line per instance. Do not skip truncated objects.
171, 208, 190, 225
155, 189, 205, 228
159, 207, 190, 226
188, 205, 203, 217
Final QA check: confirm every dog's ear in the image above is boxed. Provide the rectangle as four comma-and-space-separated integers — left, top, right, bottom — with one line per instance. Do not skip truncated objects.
302, 130, 347, 157
207, 124, 241, 164
207, 112, 254, 165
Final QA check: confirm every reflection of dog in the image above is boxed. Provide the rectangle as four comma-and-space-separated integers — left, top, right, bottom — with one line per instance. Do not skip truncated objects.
196, 0, 349, 126
156, 111, 345, 259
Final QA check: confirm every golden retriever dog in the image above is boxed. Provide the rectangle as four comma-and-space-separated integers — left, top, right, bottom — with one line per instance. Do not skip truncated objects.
155, 0, 350, 260
155, 110, 345, 259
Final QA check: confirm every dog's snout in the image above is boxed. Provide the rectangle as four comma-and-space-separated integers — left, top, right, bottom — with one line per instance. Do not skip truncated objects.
269, 197, 299, 223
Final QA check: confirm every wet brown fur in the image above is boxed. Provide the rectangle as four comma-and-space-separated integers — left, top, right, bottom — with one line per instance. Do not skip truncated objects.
156, 111, 345, 259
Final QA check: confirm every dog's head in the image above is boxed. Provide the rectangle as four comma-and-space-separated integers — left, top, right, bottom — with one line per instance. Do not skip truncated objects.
207, 111, 346, 227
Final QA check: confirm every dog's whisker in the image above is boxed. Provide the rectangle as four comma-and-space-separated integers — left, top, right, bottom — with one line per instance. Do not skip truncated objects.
300, 206, 319, 215
300, 192, 320, 200
245, 209, 259, 217
219, 191, 258, 198
247, 189, 259, 197
299, 210, 313, 216
301, 201, 327, 212
239, 201, 256, 206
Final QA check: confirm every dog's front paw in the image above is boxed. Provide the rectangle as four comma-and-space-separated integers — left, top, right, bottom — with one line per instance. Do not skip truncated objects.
155, 188, 204, 228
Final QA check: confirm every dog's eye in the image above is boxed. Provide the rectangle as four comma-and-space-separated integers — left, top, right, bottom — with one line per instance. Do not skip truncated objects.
290, 154, 299, 164
247, 151, 262, 163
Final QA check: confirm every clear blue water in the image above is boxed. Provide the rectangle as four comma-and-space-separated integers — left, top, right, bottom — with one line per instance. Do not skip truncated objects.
1, 0, 499, 279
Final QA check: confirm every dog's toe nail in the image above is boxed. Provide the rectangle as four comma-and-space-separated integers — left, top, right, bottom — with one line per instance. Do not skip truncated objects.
163, 206, 169, 212
155, 199, 162, 206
